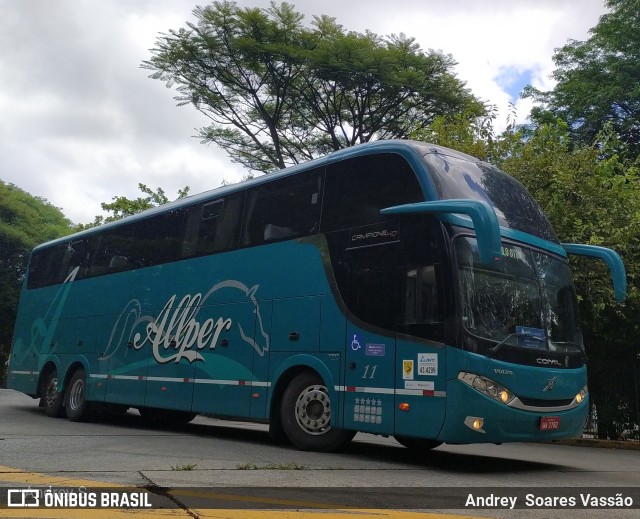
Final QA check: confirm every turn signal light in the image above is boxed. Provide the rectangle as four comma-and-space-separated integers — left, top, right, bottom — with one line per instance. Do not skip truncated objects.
399, 403, 410, 411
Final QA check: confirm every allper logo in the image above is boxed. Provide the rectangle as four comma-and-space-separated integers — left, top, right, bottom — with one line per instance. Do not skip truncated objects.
103, 280, 269, 364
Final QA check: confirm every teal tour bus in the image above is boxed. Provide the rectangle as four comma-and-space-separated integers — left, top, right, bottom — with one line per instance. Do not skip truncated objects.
7, 140, 627, 452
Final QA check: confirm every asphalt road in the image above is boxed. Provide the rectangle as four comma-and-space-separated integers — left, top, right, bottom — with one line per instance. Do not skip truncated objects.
1, 389, 639, 518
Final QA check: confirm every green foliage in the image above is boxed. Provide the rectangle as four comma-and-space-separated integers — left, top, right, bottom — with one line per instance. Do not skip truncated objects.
0, 181, 73, 385
500, 122, 640, 439
143, 1, 484, 173
524, 0, 640, 157
413, 106, 520, 163
77, 183, 190, 229
500, 122, 640, 306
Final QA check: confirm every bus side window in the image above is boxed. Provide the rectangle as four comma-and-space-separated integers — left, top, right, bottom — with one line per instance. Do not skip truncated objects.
398, 217, 448, 342
27, 246, 64, 289
182, 191, 244, 258
27, 240, 89, 289
59, 240, 89, 280
88, 226, 135, 275
321, 153, 423, 233
242, 169, 322, 247
132, 210, 184, 267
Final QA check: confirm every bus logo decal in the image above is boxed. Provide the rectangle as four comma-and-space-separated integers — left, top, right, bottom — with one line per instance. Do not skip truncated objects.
543, 376, 557, 392
103, 280, 269, 364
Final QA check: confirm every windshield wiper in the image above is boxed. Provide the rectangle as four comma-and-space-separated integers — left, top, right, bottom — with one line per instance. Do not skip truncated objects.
487, 331, 545, 357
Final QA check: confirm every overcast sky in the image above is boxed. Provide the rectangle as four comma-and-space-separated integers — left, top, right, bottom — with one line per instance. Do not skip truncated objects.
1, 0, 608, 224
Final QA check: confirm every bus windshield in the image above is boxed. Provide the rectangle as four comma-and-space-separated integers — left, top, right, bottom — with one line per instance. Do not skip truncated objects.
424, 151, 559, 243
456, 237, 583, 353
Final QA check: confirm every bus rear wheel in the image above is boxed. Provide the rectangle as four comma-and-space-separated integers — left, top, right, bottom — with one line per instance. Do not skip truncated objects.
42, 369, 65, 418
280, 371, 354, 452
394, 435, 442, 451
65, 368, 92, 422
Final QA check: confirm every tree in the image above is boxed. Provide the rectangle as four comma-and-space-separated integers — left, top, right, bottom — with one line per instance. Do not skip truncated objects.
142, 1, 484, 173
0, 181, 73, 385
78, 183, 190, 229
524, 0, 640, 158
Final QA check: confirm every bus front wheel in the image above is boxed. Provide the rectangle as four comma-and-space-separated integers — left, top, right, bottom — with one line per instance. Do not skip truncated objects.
394, 435, 442, 451
65, 368, 92, 422
42, 369, 65, 418
280, 371, 354, 452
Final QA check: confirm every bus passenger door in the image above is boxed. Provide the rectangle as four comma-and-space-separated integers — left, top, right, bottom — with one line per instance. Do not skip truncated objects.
394, 257, 448, 440
338, 232, 401, 436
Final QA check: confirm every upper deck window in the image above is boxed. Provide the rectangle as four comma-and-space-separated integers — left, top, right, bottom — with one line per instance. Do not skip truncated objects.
321, 153, 424, 233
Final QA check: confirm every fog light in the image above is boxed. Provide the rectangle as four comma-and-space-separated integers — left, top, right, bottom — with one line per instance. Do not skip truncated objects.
575, 385, 588, 404
464, 416, 486, 434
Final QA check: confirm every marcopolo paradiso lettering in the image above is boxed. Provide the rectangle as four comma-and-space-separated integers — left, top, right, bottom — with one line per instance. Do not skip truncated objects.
102, 280, 269, 364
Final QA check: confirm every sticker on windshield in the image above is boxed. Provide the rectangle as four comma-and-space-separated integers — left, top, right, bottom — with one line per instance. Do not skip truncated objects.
516, 326, 545, 348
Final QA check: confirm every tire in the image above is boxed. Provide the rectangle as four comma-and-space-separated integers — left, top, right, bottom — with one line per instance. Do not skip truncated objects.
394, 435, 442, 451
268, 409, 289, 445
64, 368, 92, 422
280, 371, 355, 452
42, 369, 65, 418
138, 408, 197, 427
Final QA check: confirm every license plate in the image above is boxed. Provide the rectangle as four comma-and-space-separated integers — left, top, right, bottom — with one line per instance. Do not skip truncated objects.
540, 416, 561, 431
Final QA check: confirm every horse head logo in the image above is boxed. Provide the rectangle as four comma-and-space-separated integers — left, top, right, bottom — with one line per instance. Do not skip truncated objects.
201, 280, 270, 357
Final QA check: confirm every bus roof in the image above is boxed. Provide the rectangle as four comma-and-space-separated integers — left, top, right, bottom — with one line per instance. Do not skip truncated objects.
34, 140, 487, 252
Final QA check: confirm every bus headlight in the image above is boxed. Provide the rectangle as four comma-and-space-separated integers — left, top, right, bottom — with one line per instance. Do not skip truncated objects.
459, 372, 515, 405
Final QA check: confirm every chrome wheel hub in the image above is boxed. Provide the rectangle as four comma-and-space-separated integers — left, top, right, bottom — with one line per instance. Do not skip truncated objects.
295, 384, 331, 435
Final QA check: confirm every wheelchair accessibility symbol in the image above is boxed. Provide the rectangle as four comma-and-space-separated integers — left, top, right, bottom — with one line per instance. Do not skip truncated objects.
351, 335, 362, 351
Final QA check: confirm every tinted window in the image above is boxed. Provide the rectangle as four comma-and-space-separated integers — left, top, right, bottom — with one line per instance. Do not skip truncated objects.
326, 217, 447, 341
183, 191, 244, 257
425, 152, 558, 242
131, 210, 184, 267
88, 225, 136, 276
321, 153, 424, 232
243, 169, 322, 247
27, 240, 88, 289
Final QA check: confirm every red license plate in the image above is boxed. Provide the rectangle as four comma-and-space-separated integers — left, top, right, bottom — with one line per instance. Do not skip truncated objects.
540, 416, 561, 431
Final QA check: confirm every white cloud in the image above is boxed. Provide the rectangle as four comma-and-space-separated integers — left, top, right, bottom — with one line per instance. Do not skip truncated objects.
0, 0, 608, 223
